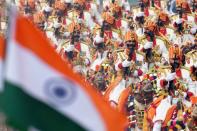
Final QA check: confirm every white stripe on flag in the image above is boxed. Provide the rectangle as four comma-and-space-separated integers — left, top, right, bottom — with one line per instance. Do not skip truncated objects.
5, 39, 106, 131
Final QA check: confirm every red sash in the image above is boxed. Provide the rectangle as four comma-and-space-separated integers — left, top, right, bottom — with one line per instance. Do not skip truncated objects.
74, 42, 81, 51
144, 7, 149, 17
153, 38, 157, 47
159, 27, 167, 36
175, 68, 182, 78
104, 31, 112, 42
63, 19, 67, 25
182, 14, 188, 21
115, 19, 122, 29
195, 15, 197, 23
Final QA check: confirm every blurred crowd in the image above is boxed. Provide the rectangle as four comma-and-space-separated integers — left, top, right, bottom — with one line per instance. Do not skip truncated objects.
5, 0, 197, 130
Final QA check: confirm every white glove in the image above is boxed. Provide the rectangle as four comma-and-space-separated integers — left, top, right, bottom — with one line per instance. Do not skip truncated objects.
65, 45, 74, 52
122, 60, 131, 67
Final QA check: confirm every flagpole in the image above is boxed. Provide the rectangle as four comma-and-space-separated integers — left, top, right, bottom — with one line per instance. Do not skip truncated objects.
0, 2, 15, 130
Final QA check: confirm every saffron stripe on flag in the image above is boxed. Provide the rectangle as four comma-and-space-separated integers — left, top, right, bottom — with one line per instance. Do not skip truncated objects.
0, 10, 127, 131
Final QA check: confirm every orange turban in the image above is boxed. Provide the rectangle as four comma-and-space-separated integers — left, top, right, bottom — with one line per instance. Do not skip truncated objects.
124, 31, 137, 42
181, 2, 191, 13
169, 45, 182, 59
73, 0, 85, 6
33, 12, 45, 24
55, 0, 66, 10
102, 12, 115, 25
159, 12, 169, 22
176, 0, 183, 7
68, 22, 81, 33
110, 2, 121, 13
28, 0, 35, 9
144, 21, 156, 31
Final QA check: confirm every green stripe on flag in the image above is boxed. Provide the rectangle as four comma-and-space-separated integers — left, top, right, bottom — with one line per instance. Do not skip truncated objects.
0, 81, 86, 131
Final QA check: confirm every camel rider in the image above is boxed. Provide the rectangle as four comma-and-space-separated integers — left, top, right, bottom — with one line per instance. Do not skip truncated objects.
187, 105, 197, 130
169, 44, 183, 78
101, 11, 115, 43
156, 11, 170, 36
73, 0, 85, 19
173, 18, 189, 46
20, 0, 36, 15
185, 63, 197, 99
139, 0, 150, 17
189, 27, 197, 43
127, 80, 154, 130
135, 11, 145, 36
33, 11, 46, 31
173, 18, 184, 35
115, 31, 143, 80
67, 0, 86, 22
141, 41, 154, 69
144, 20, 157, 47
109, 1, 122, 29
176, 0, 191, 21
42, 5, 53, 20
144, 73, 187, 131
54, 0, 66, 18
63, 22, 81, 62
190, 64, 197, 82
93, 34, 106, 60
124, 31, 138, 62
72, 0, 96, 30
90, 33, 109, 72
63, 22, 91, 74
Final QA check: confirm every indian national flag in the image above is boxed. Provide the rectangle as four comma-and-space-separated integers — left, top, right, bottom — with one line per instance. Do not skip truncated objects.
0, 13, 126, 131
0, 35, 5, 90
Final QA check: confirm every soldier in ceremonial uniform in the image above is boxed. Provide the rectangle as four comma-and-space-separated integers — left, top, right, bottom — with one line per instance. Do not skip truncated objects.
169, 44, 183, 78
176, 0, 191, 21
156, 11, 170, 36
33, 11, 46, 30
110, 1, 122, 29
144, 20, 157, 47
15, 1, 197, 130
